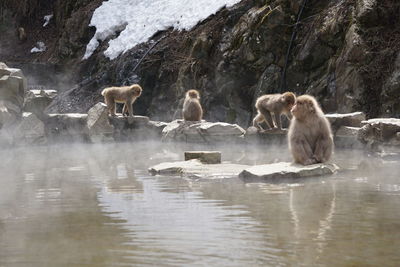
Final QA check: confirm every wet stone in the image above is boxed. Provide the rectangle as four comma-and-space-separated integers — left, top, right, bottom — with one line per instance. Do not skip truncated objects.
239, 162, 339, 182
184, 151, 221, 164
149, 159, 250, 179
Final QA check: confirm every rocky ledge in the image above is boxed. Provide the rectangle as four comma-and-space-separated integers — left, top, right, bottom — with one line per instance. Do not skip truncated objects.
1, 63, 399, 153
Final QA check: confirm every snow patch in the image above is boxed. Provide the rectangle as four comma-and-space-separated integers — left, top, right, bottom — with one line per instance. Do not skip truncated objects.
30, 42, 46, 53
83, 0, 241, 60
43, 14, 53, 27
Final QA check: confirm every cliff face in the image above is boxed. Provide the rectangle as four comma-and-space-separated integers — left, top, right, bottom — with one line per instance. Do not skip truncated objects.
2, 0, 400, 126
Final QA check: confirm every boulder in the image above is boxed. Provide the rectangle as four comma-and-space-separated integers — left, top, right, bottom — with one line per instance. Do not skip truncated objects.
335, 126, 360, 137
184, 151, 221, 164
325, 112, 366, 130
13, 112, 46, 145
86, 102, 114, 143
162, 120, 246, 143
244, 127, 287, 145
45, 113, 89, 142
0, 75, 26, 113
358, 118, 400, 145
149, 159, 250, 179
239, 162, 339, 182
334, 126, 364, 149
109, 115, 150, 129
0, 101, 17, 128
109, 115, 164, 141
0, 65, 27, 127
24, 89, 57, 119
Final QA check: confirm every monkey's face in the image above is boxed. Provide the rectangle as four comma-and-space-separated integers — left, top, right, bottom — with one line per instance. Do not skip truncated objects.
291, 98, 314, 119
134, 87, 142, 97
282, 93, 296, 112
187, 89, 200, 99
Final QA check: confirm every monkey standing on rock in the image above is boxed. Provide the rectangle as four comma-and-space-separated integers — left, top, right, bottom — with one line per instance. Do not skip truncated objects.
288, 95, 333, 165
101, 84, 142, 117
182, 89, 203, 121
253, 92, 296, 131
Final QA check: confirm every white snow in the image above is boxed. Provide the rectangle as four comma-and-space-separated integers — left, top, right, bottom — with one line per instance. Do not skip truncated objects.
43, 14, 53, 27
83, 0, 242, 60
30, 42, 46, 53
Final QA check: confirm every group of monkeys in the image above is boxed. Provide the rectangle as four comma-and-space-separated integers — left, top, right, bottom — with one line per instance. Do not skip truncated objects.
101, 84, 333, 166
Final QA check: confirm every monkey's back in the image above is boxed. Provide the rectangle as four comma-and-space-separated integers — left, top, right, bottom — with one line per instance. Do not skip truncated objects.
183, 98, 203, 121
101, 86, 138, 103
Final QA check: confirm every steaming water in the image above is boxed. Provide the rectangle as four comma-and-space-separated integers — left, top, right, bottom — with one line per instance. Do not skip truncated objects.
1, 141, 400, 266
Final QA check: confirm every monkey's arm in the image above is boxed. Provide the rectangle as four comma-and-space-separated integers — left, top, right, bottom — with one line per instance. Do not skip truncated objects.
313, 132, 333, 163
290, 136, 316, 165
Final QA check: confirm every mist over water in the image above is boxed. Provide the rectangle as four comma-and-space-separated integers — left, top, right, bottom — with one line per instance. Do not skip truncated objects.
1, 141, 400, 266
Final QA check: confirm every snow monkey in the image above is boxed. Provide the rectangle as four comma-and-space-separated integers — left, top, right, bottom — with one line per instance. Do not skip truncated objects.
182, 89, 203, 121
288, 95, 333, 165
252, 92, 296, 131
101, 84, 142, 117
17, 27, 27, 42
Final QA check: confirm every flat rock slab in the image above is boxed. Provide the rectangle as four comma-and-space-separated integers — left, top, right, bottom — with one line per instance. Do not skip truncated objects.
239, 162, 339, 182
149, 159, 250, 179
184, 151, 221, 164
326, 112, 366, 128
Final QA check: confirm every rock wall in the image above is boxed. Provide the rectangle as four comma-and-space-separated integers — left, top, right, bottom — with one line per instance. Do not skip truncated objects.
2, 0, 400, 126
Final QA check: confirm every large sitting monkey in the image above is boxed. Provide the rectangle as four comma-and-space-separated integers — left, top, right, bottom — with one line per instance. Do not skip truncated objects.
182, 89, 203, 121
101, 84, 142, 117
288, 95, 333, 165
253, 92, 296, 131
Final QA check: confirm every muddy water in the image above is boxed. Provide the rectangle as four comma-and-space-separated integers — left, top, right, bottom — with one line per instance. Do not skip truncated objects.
0, 142, 400, 266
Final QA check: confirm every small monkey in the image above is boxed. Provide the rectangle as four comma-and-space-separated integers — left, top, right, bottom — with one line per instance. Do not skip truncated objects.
182, 89, 203, 121
17, 27, 27, 42
288, 95, 333, 165
101, 84, 142, 117
253, 92, 296, 131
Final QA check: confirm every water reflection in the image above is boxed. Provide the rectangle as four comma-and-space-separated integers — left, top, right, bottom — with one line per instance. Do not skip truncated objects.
0, 142, 400, 266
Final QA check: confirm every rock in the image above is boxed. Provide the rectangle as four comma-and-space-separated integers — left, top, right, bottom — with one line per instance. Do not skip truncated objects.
325, 112, 366, 130
334, 126, 364, 148
0, 75, 26, 114
335, 126, 361, 137
356, 0, 379, 27
381, 52, 400, 115
149, 159, 250, 179
0, 62, 8, 69
245, 126, 258, 135
24, 90, 57, 120
184, 151, 222, 164
109, 115, 164, 141
0, 101, 17, 128
13, 112, 46, 145
0, 65, 27, 127
147, 120, 168, 134
87, 102, 114, 143
109, 115, 150, 128
334, 24, 366, 113
239, 162, 339, 182
162, 120, 246, 143
358, 118, 400, 145
45, 113, 89, 142
0, 67, 28, 91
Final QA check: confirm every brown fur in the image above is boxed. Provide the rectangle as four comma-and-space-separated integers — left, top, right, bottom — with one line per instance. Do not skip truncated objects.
101, 84, 142, 117
182, 89, 203, 121
253, 92, 296, 130
17, 27, 27, 42
288, 95, 333, 165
